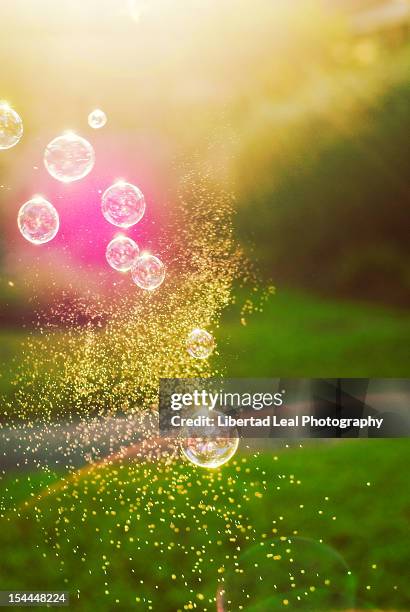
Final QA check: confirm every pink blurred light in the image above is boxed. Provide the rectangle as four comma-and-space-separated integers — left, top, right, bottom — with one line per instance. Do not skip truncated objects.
5, 130, 174, 286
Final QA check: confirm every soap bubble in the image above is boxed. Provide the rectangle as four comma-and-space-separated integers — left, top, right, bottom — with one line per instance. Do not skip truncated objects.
181, 436, 239, 469
131, 254, 165, 290
101, 181, 145, 228
186, 328, 215, 359
44, 132, 95, 182
218, 537, 356, 611
106, 235, 139, 272
0, 103, 23, 150
88, 108, 107, 129
180, 410, 239, 469
17, 197, 59, 244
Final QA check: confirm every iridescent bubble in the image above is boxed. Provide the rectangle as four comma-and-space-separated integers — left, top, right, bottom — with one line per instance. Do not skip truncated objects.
17, 197, 59, 244
88, 108, 107, 129
101, 181, 145, 228
0, 103, 23, 150
106, 235, 139, 272
44, 132, 95, 183
186, 328, 215, 359
180, 410, 239, 469
131, 254, 165, 290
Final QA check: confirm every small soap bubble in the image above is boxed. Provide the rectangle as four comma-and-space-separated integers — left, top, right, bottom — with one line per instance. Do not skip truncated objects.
101, 181, 145, 228
88, 108, 107, 129
106, 235, 139, 272
0, 103, 23, 150
44, 132, 95, 182
187, 328, 215, 359
180, 410, 239, 469
131, 254, 165, 290
18, 197, 59, 244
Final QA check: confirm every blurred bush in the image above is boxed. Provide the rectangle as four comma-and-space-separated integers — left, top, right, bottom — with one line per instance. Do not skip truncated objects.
234, 45, 410, 305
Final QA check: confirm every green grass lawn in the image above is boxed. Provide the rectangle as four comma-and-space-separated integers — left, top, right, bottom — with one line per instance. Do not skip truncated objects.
1, 290, 409, 402
0, 290, 409, 610
0, 440, 409, 611
217, 289, 410, 377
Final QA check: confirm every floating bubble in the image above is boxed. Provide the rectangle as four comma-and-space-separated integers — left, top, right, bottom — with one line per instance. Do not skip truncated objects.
101, 181, 145, 228
44, 132, 95, 182
88, 108, 107, 129
0, 103, 23, 150
106, 235, 139, 272
218, 537, 356, 611
186, 328, 215, 359
181, 436, 239, 469
131, 254, 165, 290
180, 410, 239, 469
17, 197, 59, 244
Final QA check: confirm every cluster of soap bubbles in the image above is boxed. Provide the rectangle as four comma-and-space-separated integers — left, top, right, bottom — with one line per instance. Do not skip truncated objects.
1, 104, 167, 293
2, 105, 216, 344
102, 180, 166, 290
16, 130, 96, 244
0, 107, 98, 248
106, 236, 166, 290
15, 130, 96, 247
2, 101, 227, 468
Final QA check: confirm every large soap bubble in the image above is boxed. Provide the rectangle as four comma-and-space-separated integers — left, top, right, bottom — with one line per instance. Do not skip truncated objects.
186, 328, 215, 359
180, 409, 239, 469
218, 537, 356, 611
44, 132, 95, 182
181, 436, 239, 469
0, 103, 23, 150
101, 181, 145, 228
88, 108, 107, 129
18, 197, 59, 244
106, 235, 139, 272
131, 254, 165, 290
